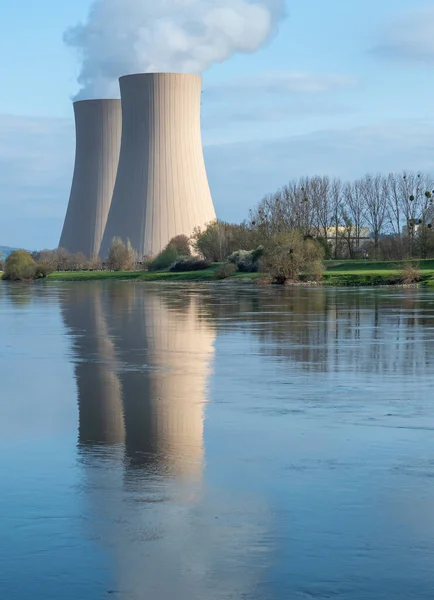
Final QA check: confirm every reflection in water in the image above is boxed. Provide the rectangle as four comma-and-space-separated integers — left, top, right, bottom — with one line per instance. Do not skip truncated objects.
61, 284, 227, 599
62, 286, 125, 445
62, 284, 215, 476
195, 287, 434, 376
4, 283, 434, 599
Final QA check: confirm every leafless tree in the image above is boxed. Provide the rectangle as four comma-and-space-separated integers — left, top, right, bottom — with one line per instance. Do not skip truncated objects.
359, 174, 388, 257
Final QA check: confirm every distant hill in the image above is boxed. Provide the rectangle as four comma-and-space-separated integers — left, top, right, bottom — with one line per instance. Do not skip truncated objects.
0, 246, 17, 258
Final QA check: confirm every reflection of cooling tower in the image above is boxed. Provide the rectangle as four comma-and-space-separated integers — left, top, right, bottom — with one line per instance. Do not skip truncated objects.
111, 287, 215, 478
59, 100, 122, 259
62, 283, 215, 478
61, 286, 125, 446
100, 73, 216, 259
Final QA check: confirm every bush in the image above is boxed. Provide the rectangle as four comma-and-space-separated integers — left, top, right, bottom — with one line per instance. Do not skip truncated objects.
148, 245, 179, 271
261, 231, 325, 284
107, 237, 137, 271
399, 261, 421, 284
228, 246, 264, 272
301, 261, 324, 282
2, 250, 37, 281
214, 263, 238, 280
193, 220, 259, 262
169, 256, 211, 272
166, 235, 191, 256
35, 261, 56, 278
65, 252, 89, 271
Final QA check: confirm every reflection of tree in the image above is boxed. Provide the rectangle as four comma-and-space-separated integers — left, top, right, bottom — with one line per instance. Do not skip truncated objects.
1, 284, 33, 307
194, 286, 434, 376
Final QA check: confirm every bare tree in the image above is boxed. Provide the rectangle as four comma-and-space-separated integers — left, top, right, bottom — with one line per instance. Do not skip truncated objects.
359, 174, 388, 257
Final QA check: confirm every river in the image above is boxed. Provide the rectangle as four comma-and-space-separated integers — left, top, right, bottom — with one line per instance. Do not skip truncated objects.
1, 282, 434, 599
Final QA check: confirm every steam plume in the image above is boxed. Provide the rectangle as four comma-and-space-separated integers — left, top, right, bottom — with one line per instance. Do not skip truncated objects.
65, 0, 284, 100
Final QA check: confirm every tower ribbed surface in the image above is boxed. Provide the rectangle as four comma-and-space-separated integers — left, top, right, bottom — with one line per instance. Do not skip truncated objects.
100, 73, 216, 259
60, 99, 122, 259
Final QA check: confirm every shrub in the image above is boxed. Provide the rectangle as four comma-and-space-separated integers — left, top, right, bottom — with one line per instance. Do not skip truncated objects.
148, 245, 179, 271
166, 235, 191, 256
261, 231, 325, 284
228, 246, 264, 272
192, 220, 259, 262
301, 260, 324, 282
169, 256, 211, 272
35, 261, 56, 278
399, 261, 421, 284
2, 250, 37, 281
214, 263, 238, 280
107, 237, 137, 271
66, 252, 89, 271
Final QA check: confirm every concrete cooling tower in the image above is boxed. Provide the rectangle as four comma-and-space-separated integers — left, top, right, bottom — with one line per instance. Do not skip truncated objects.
59, 99, 122, 259
100, 73, 216, 259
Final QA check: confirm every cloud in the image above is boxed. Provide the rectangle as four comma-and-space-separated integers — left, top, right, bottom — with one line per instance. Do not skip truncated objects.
202, 71, 356, 128
64, 0, 285, 100
205, 71, 356, 97
2, 113, 434, 247
373, 5, 434, 63
205, 120, 434, 221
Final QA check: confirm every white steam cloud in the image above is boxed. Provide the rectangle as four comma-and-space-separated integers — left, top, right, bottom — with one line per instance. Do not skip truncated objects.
65, 0, 284, 100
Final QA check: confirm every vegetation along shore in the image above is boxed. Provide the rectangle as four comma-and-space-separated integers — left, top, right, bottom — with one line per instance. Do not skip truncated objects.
3, 170, 434, 287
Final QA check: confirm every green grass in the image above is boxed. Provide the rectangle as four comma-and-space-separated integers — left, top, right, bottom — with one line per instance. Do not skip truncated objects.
46, 265, 261, 283
47, 270, 146, 282
323, 259, 434, 286
43, 258, 434, 286
325, 258, 434, 272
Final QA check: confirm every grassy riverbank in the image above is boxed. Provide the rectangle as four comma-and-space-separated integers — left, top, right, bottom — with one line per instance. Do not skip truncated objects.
44, 259, 434, 286
323, 259, 434, 286
47, 265, 259, 283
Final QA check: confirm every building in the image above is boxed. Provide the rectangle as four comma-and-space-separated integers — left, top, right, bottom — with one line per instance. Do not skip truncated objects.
100, 73, 216, 259
59, 99, 122, 259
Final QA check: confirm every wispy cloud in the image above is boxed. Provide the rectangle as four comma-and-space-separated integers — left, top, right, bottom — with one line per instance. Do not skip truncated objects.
373, 5, 434, 63
205, 71, 356, 97
202, 71, 356, 128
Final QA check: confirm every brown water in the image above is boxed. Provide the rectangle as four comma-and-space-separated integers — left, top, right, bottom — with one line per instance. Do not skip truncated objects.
1, 282, 434, 599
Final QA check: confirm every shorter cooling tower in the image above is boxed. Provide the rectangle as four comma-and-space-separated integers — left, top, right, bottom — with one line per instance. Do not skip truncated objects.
100, 73, 216, 259
60, 99, 122, 259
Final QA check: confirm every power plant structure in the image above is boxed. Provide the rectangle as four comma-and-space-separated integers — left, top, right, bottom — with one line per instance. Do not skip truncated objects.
60, 73, 216, 261
100, 73, 216, 259
59, 99, 122, 259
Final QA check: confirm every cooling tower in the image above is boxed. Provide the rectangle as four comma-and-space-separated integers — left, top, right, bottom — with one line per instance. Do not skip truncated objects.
100, 73, 216, 259
59, 99, 122, 259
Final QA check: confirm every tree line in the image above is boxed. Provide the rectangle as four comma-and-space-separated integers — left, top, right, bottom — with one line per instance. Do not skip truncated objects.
3, 170, 434, 283
249, 171, 434, 260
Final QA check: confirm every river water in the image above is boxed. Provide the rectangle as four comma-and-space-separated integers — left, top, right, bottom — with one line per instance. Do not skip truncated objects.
1, 282, 434, 599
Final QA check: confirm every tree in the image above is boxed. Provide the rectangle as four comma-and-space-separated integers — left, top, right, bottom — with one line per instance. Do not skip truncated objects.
261, 231, 324, 284
359, 174, 388, 258
193, 220, 258, 262
2, 250, 37, 281
166, 235, 191, 256
107, 237, 137, 271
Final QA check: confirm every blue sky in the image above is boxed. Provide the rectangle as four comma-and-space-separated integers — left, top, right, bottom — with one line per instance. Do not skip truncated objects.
1, 0, 434, 249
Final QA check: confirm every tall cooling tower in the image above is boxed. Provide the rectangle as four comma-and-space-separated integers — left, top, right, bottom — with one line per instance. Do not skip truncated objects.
100, 73, 216, 259
59, 99, 122, 259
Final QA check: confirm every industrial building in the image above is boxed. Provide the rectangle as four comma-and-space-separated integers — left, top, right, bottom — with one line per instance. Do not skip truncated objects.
59, 99, 122, 259
99, 73, 216, 259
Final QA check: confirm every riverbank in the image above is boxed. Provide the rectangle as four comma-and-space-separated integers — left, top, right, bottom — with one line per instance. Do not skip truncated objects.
43, 259, 434, 286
